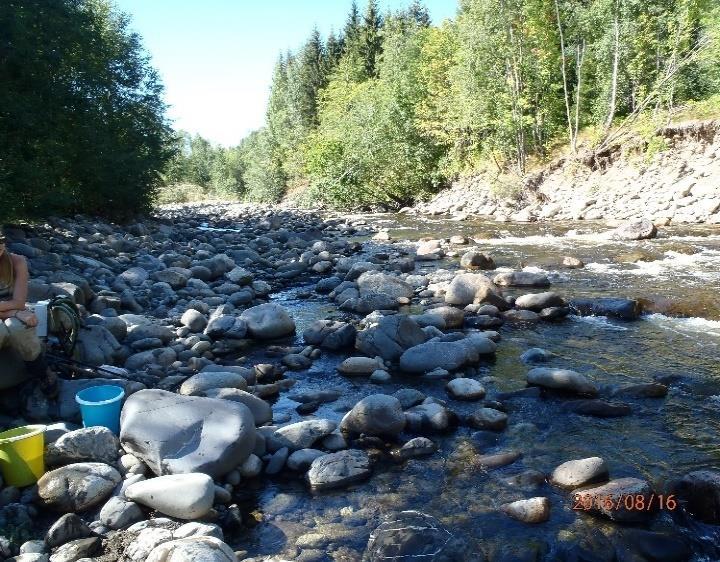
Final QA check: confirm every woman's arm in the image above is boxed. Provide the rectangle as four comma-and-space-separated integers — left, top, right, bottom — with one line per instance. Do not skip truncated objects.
0, 254, 29, 312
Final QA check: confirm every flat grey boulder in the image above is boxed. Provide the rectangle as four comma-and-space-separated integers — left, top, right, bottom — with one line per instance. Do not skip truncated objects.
75, 325, 123, 366
240, 303, 295, 339
180, 309, 207, 332
179, 371, 248, 396
493, 271, 550, 287
466, 407, 508, 431
120, 389, 256, 477
526, 367, 598, 396
550, 457, 609, 489
338, 356, 385, 375
125, 473, 214, 519
355, 315, 427, 362
274, 419, 337, 450
307, 449, 371, 491
444, 273, 505, 308
38, 462, 121, 512
146, 536, 237, 562
340, 395, 406, 437
460, 250, 495, 270
99, 496, 144, 530
363, 511, 468, 561
45, 427, 119, 465
357, 271, 414, 299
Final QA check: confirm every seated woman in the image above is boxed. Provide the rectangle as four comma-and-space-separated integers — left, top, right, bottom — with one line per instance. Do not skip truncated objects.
0, 232, 57, 396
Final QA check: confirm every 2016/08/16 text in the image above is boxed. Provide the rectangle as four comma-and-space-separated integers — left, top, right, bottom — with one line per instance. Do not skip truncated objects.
572, 493, 678, 511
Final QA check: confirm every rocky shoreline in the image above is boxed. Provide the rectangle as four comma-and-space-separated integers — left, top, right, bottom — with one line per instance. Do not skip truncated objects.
0, 203, 719, 561
413, 120, 720, 225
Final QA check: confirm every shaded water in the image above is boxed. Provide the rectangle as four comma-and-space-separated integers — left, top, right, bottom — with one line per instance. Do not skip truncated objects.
233, 215, 720, 560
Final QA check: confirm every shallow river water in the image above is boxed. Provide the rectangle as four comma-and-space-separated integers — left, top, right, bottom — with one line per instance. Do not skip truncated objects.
231, 215, 720, 561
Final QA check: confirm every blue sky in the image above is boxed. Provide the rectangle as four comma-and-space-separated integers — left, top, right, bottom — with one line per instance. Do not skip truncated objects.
115, 0, 459, 146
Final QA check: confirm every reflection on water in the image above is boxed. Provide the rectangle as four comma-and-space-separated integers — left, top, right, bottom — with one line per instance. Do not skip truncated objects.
235, 215, 720, 560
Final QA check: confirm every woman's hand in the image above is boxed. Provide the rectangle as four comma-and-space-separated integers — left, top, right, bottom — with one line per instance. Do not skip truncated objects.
15, 309, 38, 328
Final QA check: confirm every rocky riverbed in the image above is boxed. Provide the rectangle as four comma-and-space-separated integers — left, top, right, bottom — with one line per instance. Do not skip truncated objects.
1, 203, 720, 561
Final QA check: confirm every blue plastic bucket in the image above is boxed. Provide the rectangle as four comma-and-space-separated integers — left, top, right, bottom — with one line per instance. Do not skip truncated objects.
75, 385, 125, 435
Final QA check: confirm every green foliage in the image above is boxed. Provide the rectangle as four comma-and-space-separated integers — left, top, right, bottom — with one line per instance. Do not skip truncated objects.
0, 0, 173, 221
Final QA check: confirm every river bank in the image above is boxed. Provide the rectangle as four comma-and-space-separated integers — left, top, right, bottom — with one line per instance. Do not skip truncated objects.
415, 120, 720, 225
0, 203, 719, 561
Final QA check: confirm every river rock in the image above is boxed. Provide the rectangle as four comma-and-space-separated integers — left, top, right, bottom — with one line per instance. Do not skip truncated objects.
303, 320, 357, 350
569, 297, 641, 320
444, 273, 506, 308
202, 388, 272, 425
355, 315, 427, 362
446, 378, 486, 400
74, 325, 123, 366
611, 219, 658, 240
669, 470, 720, 524
38, 462, 121, 512
275, 420, 337, 450
45, 427, 119, 466
125, 473, 214, 519
580, 477, 655, 522
145, 536, 236, 562
466, 407, 508, 431
179, 371, 248, 395
460, 250, 495, 270
396, 437, 437, 460
180, 309, 207, 332
240, 303, 295, 339
357, 271, 414, 299
399, 335, 496, 373
99, 496, 144, 530
550, 457, 609, 489
307, 449, 371, 491
364, 511, 468, 561
340, 395, 406, 437
45, 513, 93, 548
287, 449, 326, 471
338, 356, 385, 375
120, 389, 256, 477
405, 403, 454, 433
124, 527, 174, 561
611, 382, 668, 398
563, 399, 632, 417
515, 292, 565, 311
500, 497, 550, 523
423, 305, 465, 328
493, 271, 550, 287
49, 537, 100, 562
520, 348, 553, 363
526, 367, 598, 396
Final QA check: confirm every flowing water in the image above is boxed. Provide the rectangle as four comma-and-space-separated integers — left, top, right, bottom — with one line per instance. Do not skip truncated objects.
232, 215, 720, 560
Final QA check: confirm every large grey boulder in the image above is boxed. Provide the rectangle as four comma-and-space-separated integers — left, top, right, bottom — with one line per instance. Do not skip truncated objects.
445, 273, 505, 308
526, 367, 598, 396
202, 388, 272, 425
120, 389, 256, 477
240, 303, 295, 339
125, 473, 214, 519
340, 395, 406, 437
357, 271, 414, 299
363, 511, 469, 561
515, 292, 565, 311
179, 371, 248, 396
493, 271, 550, 287
38, 462, 121, 512
355, 315, 427, 361
307, 449, 371, 491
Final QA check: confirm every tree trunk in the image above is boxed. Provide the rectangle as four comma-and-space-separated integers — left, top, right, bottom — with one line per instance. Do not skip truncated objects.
604, 0, 620, 132
554, 0, 575, 153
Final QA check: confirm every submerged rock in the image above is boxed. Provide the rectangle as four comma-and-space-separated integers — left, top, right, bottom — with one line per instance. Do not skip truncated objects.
579, 477, 655, 522
569, 297, 641, 320
307, 449, 372, 491
526, 367, 598, 396
501, 497, 550, 523
669, 470, 720, 524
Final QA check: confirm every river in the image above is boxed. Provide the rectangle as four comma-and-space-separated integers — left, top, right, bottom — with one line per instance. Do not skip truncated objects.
229, 214, 720, 561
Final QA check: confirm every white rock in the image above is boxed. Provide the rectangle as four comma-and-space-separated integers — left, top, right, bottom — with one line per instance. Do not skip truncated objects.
125, 474, 214, 519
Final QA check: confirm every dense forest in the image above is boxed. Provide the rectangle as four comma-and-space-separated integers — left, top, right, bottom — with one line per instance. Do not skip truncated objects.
0, 0, 173, 220
166, 0, 720, 209
1, 0, 719, 219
